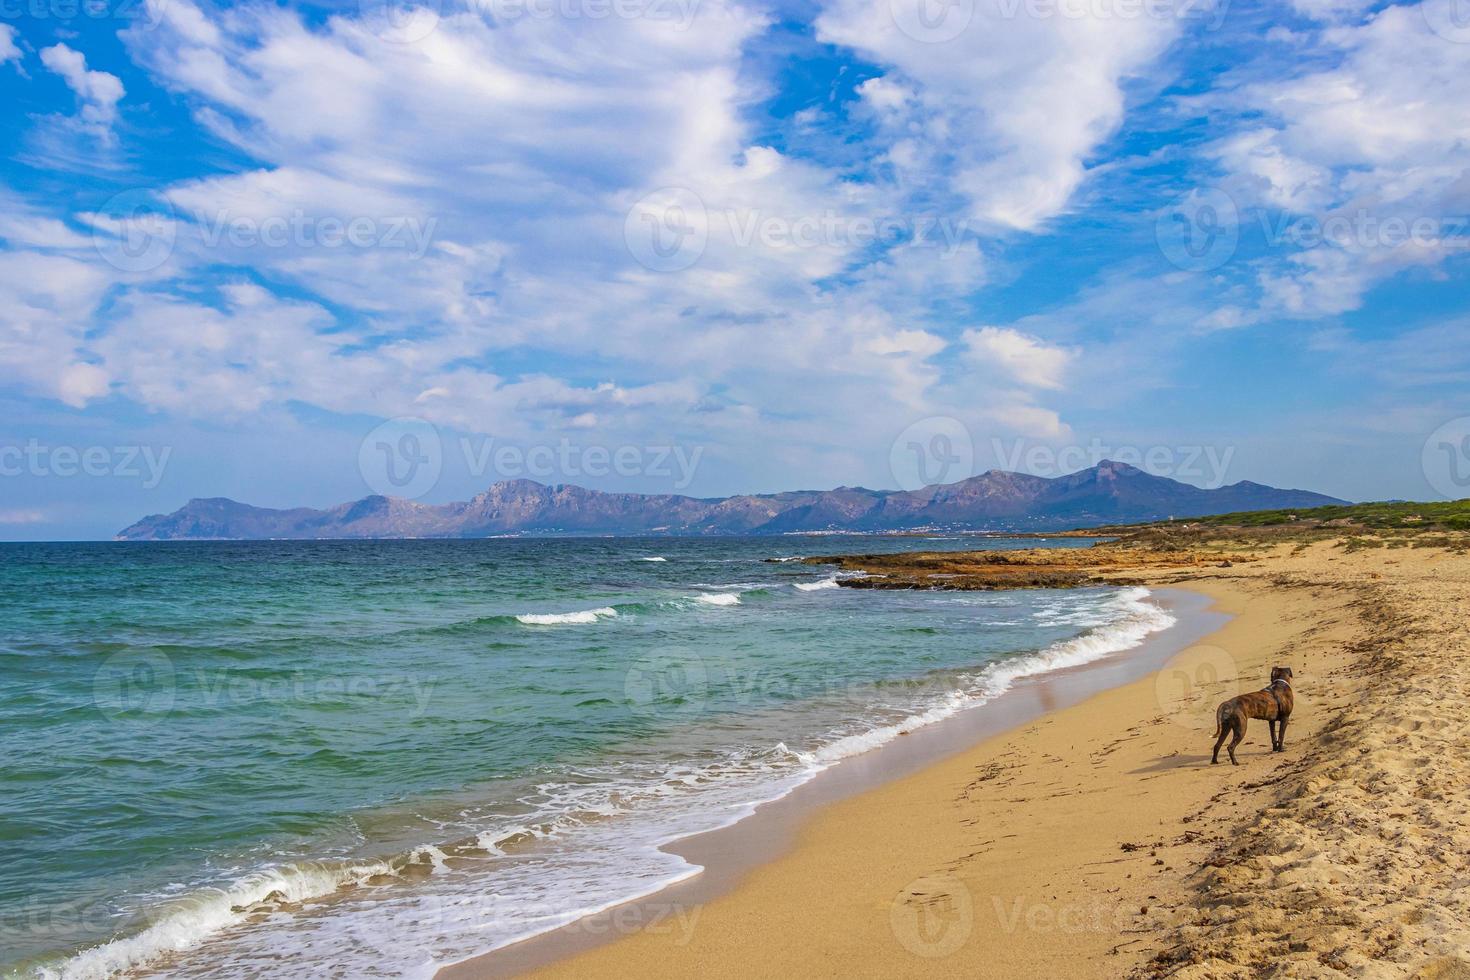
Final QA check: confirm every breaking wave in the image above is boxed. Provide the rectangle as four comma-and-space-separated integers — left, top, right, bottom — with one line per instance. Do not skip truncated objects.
515, 607, 619, 626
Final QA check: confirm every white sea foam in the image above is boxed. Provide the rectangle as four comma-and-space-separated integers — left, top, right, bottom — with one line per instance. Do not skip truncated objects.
981, 586, 1173, 690
639, 557, 667, 562
793, 577, 839, 591
34, 859, 399, 980
794, 586, 1174, 767
692, 592, 740, 606
514, 607, 618, 626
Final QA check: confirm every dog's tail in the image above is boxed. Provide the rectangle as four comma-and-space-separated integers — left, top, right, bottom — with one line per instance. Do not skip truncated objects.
1213, 702, 1227, 740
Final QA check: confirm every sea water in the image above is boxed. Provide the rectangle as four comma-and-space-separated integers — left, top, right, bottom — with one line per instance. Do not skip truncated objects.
0, 536, 1173, 978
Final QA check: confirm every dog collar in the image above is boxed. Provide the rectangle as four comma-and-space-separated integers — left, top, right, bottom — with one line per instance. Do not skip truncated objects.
1265, 681, 1288, 715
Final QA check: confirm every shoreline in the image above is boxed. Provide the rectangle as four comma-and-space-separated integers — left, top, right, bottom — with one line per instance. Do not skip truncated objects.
440, 538, 1470, 978
437, 586, 1227, 979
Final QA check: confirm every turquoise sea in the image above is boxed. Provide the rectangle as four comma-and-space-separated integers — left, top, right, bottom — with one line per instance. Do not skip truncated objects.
0, 536, 1174, 978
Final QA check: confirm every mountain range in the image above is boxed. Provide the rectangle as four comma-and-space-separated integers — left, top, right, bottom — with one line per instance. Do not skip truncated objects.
116, 461, 1348, 539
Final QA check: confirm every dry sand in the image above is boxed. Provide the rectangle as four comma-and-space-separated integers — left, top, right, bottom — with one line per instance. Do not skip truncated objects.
442, 539, 1470, 979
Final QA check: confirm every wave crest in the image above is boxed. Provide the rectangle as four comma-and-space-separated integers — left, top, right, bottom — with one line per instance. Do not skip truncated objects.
515, 607, 618, 626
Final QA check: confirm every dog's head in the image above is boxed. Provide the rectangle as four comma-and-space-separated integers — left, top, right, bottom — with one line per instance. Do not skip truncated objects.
1270, 666, 1294, 684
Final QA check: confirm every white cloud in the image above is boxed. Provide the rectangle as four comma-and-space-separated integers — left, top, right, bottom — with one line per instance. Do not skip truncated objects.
39, 44, 125, 141
1212, 2, 1470, 317
0, 24, 21, 65
0, 250, 116, 408
84, 0, 1035, 482
1286, 0, 1377, 22
1309, 318, 1470, 389
0, 212, 95, 250
818, 0, 1181, 230
0, 0, 1216, 493
1212, 128, 1333, 213
963, 326, 1075, 389
987, 402, 1070, 440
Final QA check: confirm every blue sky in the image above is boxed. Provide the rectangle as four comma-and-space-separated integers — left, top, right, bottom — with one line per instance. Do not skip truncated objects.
1, 0, 1468, 538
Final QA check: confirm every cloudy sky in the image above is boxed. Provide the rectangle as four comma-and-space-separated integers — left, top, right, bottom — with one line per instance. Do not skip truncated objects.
1, 0, 1468, 538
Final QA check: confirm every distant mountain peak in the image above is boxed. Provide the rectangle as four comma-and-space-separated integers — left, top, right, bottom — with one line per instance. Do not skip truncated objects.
117, 463, 1348, 540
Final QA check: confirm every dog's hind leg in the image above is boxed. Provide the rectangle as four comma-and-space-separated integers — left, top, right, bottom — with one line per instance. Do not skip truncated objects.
1227, 718, 1244, 766
1211, 717, 1230, 764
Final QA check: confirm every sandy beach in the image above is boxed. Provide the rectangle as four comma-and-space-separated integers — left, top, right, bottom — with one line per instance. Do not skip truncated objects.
442, 534, 1470, 979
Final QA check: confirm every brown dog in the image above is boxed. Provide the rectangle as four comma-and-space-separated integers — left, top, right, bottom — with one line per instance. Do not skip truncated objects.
1211, 667, 1294, 765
